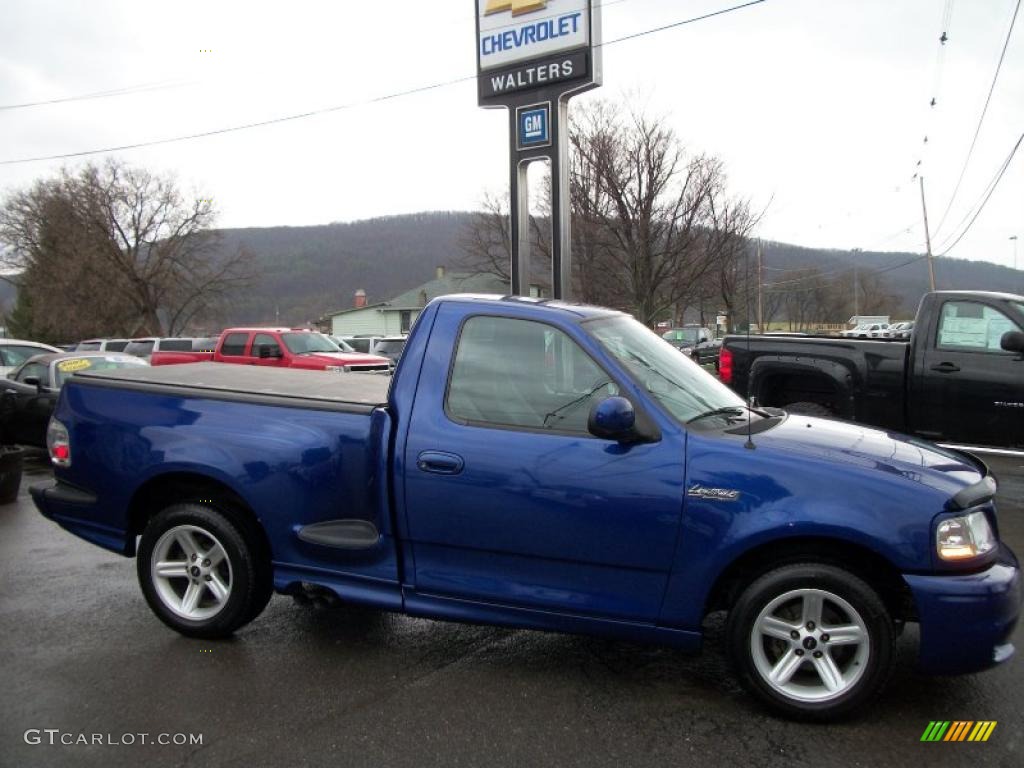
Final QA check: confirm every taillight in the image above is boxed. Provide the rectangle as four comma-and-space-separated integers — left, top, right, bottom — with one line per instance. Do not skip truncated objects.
46, 418, 71, 468
719, 347, 733, 384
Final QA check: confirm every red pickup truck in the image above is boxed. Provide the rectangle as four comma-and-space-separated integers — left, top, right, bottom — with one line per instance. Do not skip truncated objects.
150, 328, 391, 372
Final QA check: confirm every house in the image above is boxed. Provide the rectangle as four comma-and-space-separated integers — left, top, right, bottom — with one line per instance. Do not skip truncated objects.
327, 267, 510, 337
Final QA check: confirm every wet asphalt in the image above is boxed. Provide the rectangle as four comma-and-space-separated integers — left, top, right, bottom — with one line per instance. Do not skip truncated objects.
0, 455, 1021, 768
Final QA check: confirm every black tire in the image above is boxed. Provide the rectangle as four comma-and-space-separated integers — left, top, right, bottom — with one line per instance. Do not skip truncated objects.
784, 401, 834, 418
137, 503, 271, 639
726, 563, 895, 721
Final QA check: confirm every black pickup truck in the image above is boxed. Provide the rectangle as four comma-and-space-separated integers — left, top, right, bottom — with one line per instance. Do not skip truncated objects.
720, 290, 1024, 449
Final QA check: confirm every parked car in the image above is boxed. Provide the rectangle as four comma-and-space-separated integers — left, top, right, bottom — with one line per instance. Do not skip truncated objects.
125, 337, 217, 363
33, 294, 1019, 720
0, 340, 62, 377
123, 337, 159, 360
0, 352, 147, 447
150, 328, 390, 372
894, 321, 915, 339
661, 326, 720, 365
371, 336, 407, 365
339, 336, 377, 354
720, 290, 1024, 448
75, 339, 131, 352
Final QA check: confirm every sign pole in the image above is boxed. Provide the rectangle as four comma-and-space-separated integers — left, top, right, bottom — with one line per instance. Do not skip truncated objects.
475, 0, 602, 299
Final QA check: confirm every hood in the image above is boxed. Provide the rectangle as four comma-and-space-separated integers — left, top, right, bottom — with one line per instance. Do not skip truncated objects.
748, 413, 984, 500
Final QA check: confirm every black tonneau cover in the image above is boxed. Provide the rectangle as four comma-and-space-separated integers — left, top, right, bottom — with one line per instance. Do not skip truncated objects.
73, 362, 390, 412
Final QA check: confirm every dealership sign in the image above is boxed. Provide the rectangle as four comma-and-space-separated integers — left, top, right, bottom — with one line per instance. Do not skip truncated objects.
475, 0, 601, 299
476, 0, 599, 106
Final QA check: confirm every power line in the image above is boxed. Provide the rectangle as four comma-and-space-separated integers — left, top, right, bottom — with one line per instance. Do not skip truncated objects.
0, 1, 633, 113
932, 0, 1021, 236
936, 130, 1023, 256
0, 79, 194, 111
0, 0, 768, 166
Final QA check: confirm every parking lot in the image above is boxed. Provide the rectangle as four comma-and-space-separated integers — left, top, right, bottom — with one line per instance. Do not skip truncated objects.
0, 453, 1020, 768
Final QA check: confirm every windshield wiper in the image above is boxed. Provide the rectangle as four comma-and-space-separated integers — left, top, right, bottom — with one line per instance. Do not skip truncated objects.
687, 406, 748, 425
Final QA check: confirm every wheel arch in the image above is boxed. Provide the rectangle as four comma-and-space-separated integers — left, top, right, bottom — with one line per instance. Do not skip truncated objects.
126, 471, 270, 562
704, 535, 912, 622
751, 359, 856, 418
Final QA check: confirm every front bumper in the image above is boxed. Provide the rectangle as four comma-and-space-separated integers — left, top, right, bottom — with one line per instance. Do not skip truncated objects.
904, 544, 1021, 675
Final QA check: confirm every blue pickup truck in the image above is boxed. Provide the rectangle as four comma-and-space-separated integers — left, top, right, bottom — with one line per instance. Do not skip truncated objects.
32, 295, 1020, 720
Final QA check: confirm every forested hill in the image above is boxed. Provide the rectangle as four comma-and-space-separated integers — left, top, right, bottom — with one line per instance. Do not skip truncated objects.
212, 211, 1021, 327
3, 212, 1006, 328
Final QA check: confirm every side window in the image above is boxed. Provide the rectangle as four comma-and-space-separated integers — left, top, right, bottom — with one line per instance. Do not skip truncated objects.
251, 333, 281, 357
446, 316, 617, 432
220, 333, 249, 357
2, 346, 48, 367
15, 362, 48, 385
349, 339, 370, 353
937, 301, 1021, 353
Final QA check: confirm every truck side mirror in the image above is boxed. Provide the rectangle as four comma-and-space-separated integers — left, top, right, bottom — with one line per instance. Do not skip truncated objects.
1001, 331, 1024, 359
588, 396, 637, 442
22, 376, 44, 392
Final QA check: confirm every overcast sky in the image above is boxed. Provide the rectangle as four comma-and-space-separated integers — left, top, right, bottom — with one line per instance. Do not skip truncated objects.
1, 0, 1021, 272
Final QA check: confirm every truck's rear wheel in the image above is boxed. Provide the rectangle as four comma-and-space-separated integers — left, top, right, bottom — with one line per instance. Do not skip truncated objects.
726, 563, 895, 721
137, 503, 271, 639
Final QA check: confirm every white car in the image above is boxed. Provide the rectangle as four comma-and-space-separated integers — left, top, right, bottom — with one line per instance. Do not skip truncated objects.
0, 339, 62, 377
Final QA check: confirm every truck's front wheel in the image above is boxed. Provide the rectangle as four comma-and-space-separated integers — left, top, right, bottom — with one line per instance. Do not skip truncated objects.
137, 503, 270, 639
726, 564, 895, 721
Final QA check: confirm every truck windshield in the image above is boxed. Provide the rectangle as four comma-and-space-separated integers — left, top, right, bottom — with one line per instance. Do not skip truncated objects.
281, 333, 340, 355
588, 315, 746, 425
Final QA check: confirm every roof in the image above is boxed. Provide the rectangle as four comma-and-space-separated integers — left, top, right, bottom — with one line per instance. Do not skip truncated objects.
433, 293, 622, 320
327, 271, 509, 318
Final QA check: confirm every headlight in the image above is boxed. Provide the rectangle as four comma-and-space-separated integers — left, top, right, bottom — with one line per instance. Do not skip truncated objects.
936, 510, 996, 561
325, 365, 346, 373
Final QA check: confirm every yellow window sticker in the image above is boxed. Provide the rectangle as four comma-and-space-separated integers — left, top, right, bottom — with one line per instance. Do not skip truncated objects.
57, 358, 94, 373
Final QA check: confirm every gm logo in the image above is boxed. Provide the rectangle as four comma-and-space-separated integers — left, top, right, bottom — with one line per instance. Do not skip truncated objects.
486, 0, 547, 16
517, 104, 550, 149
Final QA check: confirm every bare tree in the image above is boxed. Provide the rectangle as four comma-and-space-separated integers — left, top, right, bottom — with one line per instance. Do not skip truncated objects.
459, 98, 756, 324
1, 159, 254, 340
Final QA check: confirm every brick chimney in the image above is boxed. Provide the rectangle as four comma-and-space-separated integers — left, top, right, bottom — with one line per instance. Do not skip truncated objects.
436, 265, 446, 280
354, 289, 367, 309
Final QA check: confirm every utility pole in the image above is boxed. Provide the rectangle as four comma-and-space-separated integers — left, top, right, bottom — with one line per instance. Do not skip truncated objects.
1012, 235, 1020, 292
919, 176, 937, 291
753, 239, 761, 329
854, 262, 859, 320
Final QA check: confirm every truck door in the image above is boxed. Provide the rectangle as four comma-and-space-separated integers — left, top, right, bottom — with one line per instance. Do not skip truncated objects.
250, 333, 285, 367
402, 307, 685, 622
912, 298, 1024, 448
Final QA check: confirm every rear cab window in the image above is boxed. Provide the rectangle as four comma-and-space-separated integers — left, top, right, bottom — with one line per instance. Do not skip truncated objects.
159, 338, 194, 352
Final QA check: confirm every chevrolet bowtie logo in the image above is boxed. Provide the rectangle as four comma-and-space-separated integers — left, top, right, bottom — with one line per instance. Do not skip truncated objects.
485, 0, 548, 16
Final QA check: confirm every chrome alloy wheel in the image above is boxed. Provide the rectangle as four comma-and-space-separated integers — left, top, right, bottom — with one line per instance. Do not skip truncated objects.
750, 588, 870, 703
150, 525, 233, 620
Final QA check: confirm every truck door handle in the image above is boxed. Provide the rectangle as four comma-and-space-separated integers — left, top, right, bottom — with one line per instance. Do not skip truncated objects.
930, 362, 961, 373
416, 451, 464, 475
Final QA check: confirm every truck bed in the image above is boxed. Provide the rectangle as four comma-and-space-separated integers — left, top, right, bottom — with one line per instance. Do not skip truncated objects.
74, 361, 390, 413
